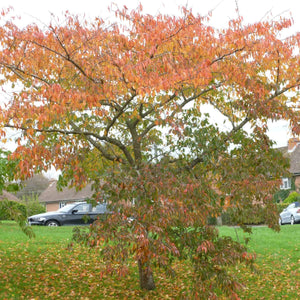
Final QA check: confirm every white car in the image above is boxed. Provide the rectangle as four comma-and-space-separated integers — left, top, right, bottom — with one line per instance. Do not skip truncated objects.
279, 201, 300, 225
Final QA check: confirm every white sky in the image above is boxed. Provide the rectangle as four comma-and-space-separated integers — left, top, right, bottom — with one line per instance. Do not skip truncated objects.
1, 0, 299, 29
1, 0, 300, 153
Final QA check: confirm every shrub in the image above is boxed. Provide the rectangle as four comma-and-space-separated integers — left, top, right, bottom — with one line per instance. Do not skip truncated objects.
276, 202, 290, 214
274, 189, 292, 203
283, 191, 300, 204
0, 200, 27, 220
20, 195, 45, 216
209, 207, 267, 226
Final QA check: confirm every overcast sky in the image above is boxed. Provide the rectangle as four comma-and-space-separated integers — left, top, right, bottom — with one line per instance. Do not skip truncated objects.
1, 0, 299, 29
1, 0, 300, 150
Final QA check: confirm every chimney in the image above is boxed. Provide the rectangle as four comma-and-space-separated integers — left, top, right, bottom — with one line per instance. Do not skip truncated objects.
288, 137, 300, 152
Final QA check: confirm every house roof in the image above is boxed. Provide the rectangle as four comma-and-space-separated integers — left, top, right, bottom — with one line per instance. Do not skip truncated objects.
289, 145, 300, 174
279, 145, 300, 175
39, 181, 94, 203
0, 190, 20, 202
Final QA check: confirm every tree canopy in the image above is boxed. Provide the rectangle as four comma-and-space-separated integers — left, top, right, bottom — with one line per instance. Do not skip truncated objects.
0, 5, 298, 297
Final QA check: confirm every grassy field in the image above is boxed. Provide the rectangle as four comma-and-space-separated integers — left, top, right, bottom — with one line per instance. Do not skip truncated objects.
0, 221, 299, 299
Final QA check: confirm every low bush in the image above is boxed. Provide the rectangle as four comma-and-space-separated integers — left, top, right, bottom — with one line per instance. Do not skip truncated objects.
210, 202, 297, 226
210, 203, 295, 226
276, 202, 290, 213
283, 191, 300, 204
20, 195, 46, 216
225, 207, 266, 225
0, 200, 27, 220
274, 188, 292, 203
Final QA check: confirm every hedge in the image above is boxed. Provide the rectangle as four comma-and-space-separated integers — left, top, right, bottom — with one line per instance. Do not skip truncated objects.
209, 203, 290, 226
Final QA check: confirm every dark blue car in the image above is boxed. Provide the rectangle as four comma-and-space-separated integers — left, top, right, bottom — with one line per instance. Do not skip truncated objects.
28, 201, 109, 226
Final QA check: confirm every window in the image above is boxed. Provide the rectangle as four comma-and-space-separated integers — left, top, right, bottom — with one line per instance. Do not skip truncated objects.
74, 203, 90, 213
280, 178, 291, 190
287, 203, 295, 210
92, 203, 107, 213
59, 202, 66, 208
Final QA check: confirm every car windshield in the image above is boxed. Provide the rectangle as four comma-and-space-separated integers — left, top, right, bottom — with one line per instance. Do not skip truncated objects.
58, 203, 79, 213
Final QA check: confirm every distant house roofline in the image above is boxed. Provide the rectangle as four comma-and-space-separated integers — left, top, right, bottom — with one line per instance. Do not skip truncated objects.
278, 138, 300, 175
39, 181, 94, 203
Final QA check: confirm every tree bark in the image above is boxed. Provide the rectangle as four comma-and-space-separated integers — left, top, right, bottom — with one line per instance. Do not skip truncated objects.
138, 259, 156, 290
216, 216, 223, 226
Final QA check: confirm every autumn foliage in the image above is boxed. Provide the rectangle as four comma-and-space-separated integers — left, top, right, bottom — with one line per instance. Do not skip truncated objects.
0, 4, 299, 297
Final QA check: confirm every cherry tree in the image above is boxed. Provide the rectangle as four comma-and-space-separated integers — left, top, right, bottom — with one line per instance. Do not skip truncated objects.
0, 5, 298, 297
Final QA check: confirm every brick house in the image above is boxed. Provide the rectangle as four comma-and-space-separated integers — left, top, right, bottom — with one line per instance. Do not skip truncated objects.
39, 181, 94, 212
278, 138, 300, 192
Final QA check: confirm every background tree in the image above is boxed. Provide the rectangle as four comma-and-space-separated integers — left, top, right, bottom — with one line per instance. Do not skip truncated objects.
0, 149, 34, 237
16, 174, 48, 216
0, 149, 18, 193
0, 5, 298, 297
17, 173, 50, 198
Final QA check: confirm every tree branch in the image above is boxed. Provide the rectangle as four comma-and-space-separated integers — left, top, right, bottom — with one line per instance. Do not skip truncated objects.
139, 83, 224, 140
105, 92, 136, 136
4, 122, 135, 166
211, 47, 245, 65
187, 116, 250, 170
28, 39, 102, 84
0, 63, 51, 87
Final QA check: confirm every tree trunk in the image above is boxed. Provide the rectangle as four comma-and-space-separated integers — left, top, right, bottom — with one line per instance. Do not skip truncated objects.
216, 216, 223, 226
138, 259, 156, 290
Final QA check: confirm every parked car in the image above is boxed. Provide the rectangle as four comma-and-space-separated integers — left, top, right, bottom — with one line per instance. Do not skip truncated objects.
28, 201, 109, 226
279, 201, 300, 225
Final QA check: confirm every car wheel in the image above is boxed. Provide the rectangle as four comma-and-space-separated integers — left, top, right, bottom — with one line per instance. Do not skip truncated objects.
290, 216, 295, 225
46, 220, 59, 227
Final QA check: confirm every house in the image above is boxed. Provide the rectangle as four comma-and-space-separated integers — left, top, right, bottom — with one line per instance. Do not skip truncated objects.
39, 181, 94, 212
278, 138, 300, 192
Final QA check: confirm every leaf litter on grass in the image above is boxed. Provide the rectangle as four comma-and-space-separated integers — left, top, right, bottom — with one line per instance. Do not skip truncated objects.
1, 224, 300, 299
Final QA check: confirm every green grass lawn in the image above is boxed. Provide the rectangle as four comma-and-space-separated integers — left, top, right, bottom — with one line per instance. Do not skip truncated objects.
0, 221, 299, 299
